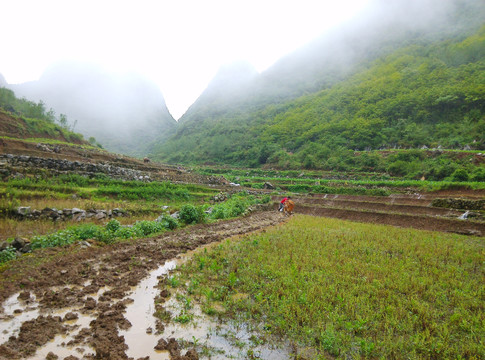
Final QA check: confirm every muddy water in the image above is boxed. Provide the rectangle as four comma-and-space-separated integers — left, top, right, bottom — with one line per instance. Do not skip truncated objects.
120, 247, 291, 359
0, 285, 106, 359
0, 244, 290, 359
121, 260, 176, 359
0, 293, 39, 344
162, 297, 290, 360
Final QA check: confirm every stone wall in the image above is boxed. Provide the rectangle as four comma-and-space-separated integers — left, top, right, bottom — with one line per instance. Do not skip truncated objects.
0, 154, 150, 181
15, 206, 127, 221
431, 198, 485, 211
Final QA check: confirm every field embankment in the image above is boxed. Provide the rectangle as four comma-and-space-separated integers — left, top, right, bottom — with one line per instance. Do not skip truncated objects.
279, 193, 485, 236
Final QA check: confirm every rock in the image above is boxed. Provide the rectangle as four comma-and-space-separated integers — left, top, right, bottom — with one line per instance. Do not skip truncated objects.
0, 241, 8, 251
64, 312, 79, 321
73, 211, 86, 222
84, 297, 96, 310
71, 208, 83, 214
46, 351, 59, 360
263, 182, 274, 189
154, 338, 168, 350
19, 243, 31, 253
185, 349, 199, 360
11, 237, 28, 251
18, 291, 31, 300
41, 207, 59, 219
170, 212, 180, 219
79, 241, 92, 248
95, 212, 106, 220
16, 206, 31, 216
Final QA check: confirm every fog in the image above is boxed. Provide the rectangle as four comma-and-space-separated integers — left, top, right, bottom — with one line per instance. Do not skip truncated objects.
1, 0, 482, 155
8, 61, 176, 155
181, 0, 483, 125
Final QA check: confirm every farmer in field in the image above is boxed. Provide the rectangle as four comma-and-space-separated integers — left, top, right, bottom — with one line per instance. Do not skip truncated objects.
283, 198, 295, 216
279, 196, 290, 212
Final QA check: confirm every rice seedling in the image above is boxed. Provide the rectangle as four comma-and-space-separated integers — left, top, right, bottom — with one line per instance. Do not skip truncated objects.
177, 215, 485, 359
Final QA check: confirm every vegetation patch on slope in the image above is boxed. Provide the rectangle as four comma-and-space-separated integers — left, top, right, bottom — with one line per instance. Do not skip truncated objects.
153, 26, 485, 176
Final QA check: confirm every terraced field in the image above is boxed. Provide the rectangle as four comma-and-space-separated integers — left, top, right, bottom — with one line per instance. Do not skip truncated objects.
276, 192, 485, 236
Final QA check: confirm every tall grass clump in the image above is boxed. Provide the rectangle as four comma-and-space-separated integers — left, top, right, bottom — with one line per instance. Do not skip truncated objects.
177, 215, 485, 359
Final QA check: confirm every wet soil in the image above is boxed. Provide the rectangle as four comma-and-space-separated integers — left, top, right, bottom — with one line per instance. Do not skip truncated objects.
0, 211, 285, 359
280, 192, 484, 236
292, 197, 464, 217
295, 204, 485, 236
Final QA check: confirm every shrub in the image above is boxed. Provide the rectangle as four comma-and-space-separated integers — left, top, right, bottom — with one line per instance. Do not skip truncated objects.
450, 168, 469, 182
179, 204, 206, 224
73, 224, 99, 240
157, 215, 179, 230
261, 194, 271, 204
132, 220, 165, 236
0, 247, 17, 264
106, 219, 121, 233
470, 167, 485, 182
114, 227, 136, 239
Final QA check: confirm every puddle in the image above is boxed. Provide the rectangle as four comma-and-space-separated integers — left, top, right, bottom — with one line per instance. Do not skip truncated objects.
121, 260, 177, 359
0, 243, 291, 359
0, 293, 39, 344
24, 313, 96, 360
120, 244, 291, 359
162, 297, 291, 359
0, 283, 110, 358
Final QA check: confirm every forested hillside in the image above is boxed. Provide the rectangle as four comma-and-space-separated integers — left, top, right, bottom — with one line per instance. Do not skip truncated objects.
149, 1, 485, 180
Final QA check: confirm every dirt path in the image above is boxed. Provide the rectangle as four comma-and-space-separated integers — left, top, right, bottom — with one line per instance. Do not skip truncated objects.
0, 211, 285, 360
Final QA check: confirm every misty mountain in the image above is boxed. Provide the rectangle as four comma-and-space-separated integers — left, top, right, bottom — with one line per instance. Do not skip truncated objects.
149, 0, 485, 167
0, 74, 6, 87
8, 62, 176, 155
178, 0, 484, 129
180, 61, 258, 123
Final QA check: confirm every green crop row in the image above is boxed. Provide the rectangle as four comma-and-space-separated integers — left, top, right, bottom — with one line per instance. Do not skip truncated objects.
0, 192, 270, 265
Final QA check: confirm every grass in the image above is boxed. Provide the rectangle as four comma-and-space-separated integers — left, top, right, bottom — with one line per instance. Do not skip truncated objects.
0, 173, 221, 241
175, 215, 485, 359
193, 166, 485, 193
0, 135, 93, 147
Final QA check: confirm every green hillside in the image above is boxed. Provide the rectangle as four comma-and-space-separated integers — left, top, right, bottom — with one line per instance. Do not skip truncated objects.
0, 87, 90, 145
150, 25, 485, 180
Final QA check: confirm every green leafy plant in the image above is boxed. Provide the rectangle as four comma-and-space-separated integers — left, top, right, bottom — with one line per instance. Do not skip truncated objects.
179, 204, 206, 224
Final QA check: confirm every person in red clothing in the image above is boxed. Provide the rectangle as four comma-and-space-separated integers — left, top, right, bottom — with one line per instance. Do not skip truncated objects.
279, 196, 290, 212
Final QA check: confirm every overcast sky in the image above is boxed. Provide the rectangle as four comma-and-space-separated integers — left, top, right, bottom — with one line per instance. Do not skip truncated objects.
0, 0, 371, 119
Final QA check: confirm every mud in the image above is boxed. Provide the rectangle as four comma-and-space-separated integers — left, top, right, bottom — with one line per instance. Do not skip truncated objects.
292, 197, 465, 217
0, 211, 285, 359
296, 204, 485, 236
